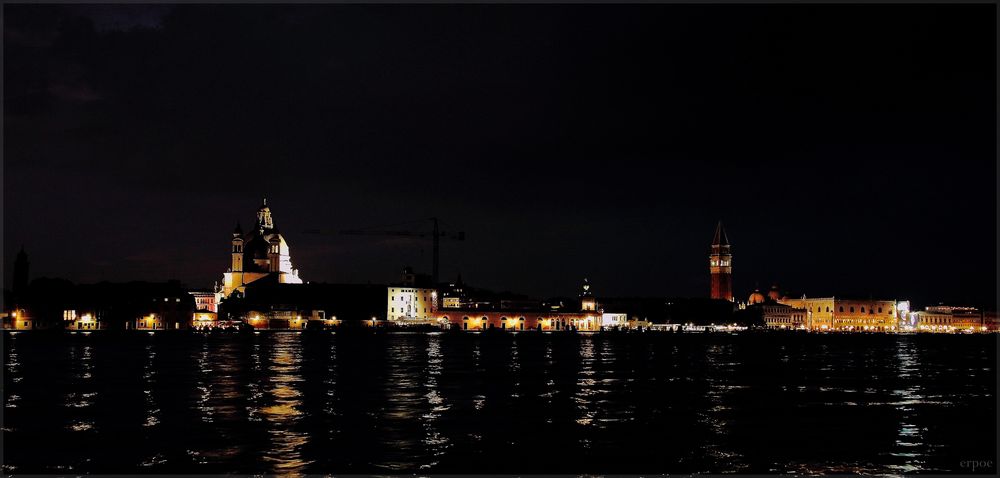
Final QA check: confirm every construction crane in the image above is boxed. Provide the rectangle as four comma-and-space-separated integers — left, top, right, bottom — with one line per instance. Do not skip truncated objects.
304, 217, 465, 287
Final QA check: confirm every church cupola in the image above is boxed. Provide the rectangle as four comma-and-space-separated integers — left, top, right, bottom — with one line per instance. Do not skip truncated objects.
256, 197, 274, 230
220, 199, 303, 298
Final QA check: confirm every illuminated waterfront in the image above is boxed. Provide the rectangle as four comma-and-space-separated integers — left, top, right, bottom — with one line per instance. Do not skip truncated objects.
3, 331, 995, 474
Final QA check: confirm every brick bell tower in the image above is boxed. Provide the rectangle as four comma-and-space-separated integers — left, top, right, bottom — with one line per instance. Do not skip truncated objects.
709, 221, 733, 301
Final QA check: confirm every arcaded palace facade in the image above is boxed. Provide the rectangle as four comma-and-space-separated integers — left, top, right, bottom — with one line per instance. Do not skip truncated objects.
220, 199, 303, 298
778, 297, 900, 331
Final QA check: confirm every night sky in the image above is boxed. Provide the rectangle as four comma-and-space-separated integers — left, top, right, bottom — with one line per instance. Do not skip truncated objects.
3, 5, 996, 308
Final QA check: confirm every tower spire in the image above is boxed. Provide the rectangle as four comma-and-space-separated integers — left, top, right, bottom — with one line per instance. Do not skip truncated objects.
712, 220, 729, 246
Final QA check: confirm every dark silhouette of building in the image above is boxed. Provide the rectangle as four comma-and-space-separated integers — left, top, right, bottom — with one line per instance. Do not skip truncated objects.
400, 265, 434, 288
709, 221, 733, 302
3, 278, 193, 330
222, 278, 387, 328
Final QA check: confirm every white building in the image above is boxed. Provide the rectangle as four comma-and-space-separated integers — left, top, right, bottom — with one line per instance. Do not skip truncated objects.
387, 286, 437, 323
601, 312, 628, 328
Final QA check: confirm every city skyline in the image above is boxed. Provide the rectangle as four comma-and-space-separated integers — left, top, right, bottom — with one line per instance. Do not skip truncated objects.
4, 4, 997, 307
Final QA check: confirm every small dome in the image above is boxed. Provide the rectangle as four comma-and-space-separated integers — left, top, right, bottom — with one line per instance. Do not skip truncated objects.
767, 285, 780, 301
748, 289, 766, 305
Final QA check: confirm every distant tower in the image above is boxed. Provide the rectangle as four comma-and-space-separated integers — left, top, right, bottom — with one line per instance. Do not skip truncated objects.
709, 221, 733, 301
402, 266, 416, 286
12, 246, 29, 298
580, 278, 597, 311
231, 222, 244, 272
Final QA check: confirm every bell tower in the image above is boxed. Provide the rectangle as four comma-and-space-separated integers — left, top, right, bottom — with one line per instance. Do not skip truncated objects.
709, 221, 733, 301
231, 221, 244, 272
268, 235, 281, 273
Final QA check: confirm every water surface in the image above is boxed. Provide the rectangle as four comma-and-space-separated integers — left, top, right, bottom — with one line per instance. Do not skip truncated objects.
3, 331, 996, 474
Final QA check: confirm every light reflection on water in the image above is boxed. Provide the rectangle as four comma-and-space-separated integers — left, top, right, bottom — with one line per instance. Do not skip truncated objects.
698, 343, 747, 473
260, 333, 311, 475
888, 338, 928, 474
574, 337, 597, 431
2, 332, 995, 475
421, 333, 450, 468
66, 343, 96, 434
142, 343, 160, 429
376, 333, 424, 471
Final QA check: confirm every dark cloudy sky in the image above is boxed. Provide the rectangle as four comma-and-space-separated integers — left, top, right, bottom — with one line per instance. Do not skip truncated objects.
3, 4, 996, 308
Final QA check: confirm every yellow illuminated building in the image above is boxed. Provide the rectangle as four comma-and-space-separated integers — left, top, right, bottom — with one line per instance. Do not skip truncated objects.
63, 309, 102, 330
915, 306, 985, 333
435, 278, 610, 332
135, 313, 164, 330
4, 308, 34, 330
779, 297, 898, 331
192, 311, 218, 329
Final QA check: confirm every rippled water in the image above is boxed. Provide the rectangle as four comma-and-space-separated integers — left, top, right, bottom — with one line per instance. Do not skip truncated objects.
3, 331, 996, 474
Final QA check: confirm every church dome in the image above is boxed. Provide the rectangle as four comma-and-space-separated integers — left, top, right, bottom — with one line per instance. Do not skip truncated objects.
748, 289, 766, 305
243, 234, 271, 261
768, 285, 781, 302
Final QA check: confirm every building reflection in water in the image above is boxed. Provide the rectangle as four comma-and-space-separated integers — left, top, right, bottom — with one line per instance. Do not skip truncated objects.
192, 341, 244, 465
421, 333, 450, 469
195, 341, 214, 424
889, 338, 927, 474
376, 334, 424, 471
247, 341, 264, 423
5, 337, 21, 417
323, 338, 338, 416
540, 340, 556, 422
66, 343, 96, 433
574, 337, 597, 435
260, 334, 311, 475
142, 343, 160, 429
698, 343, 746, 472
471, 340, 486, 413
